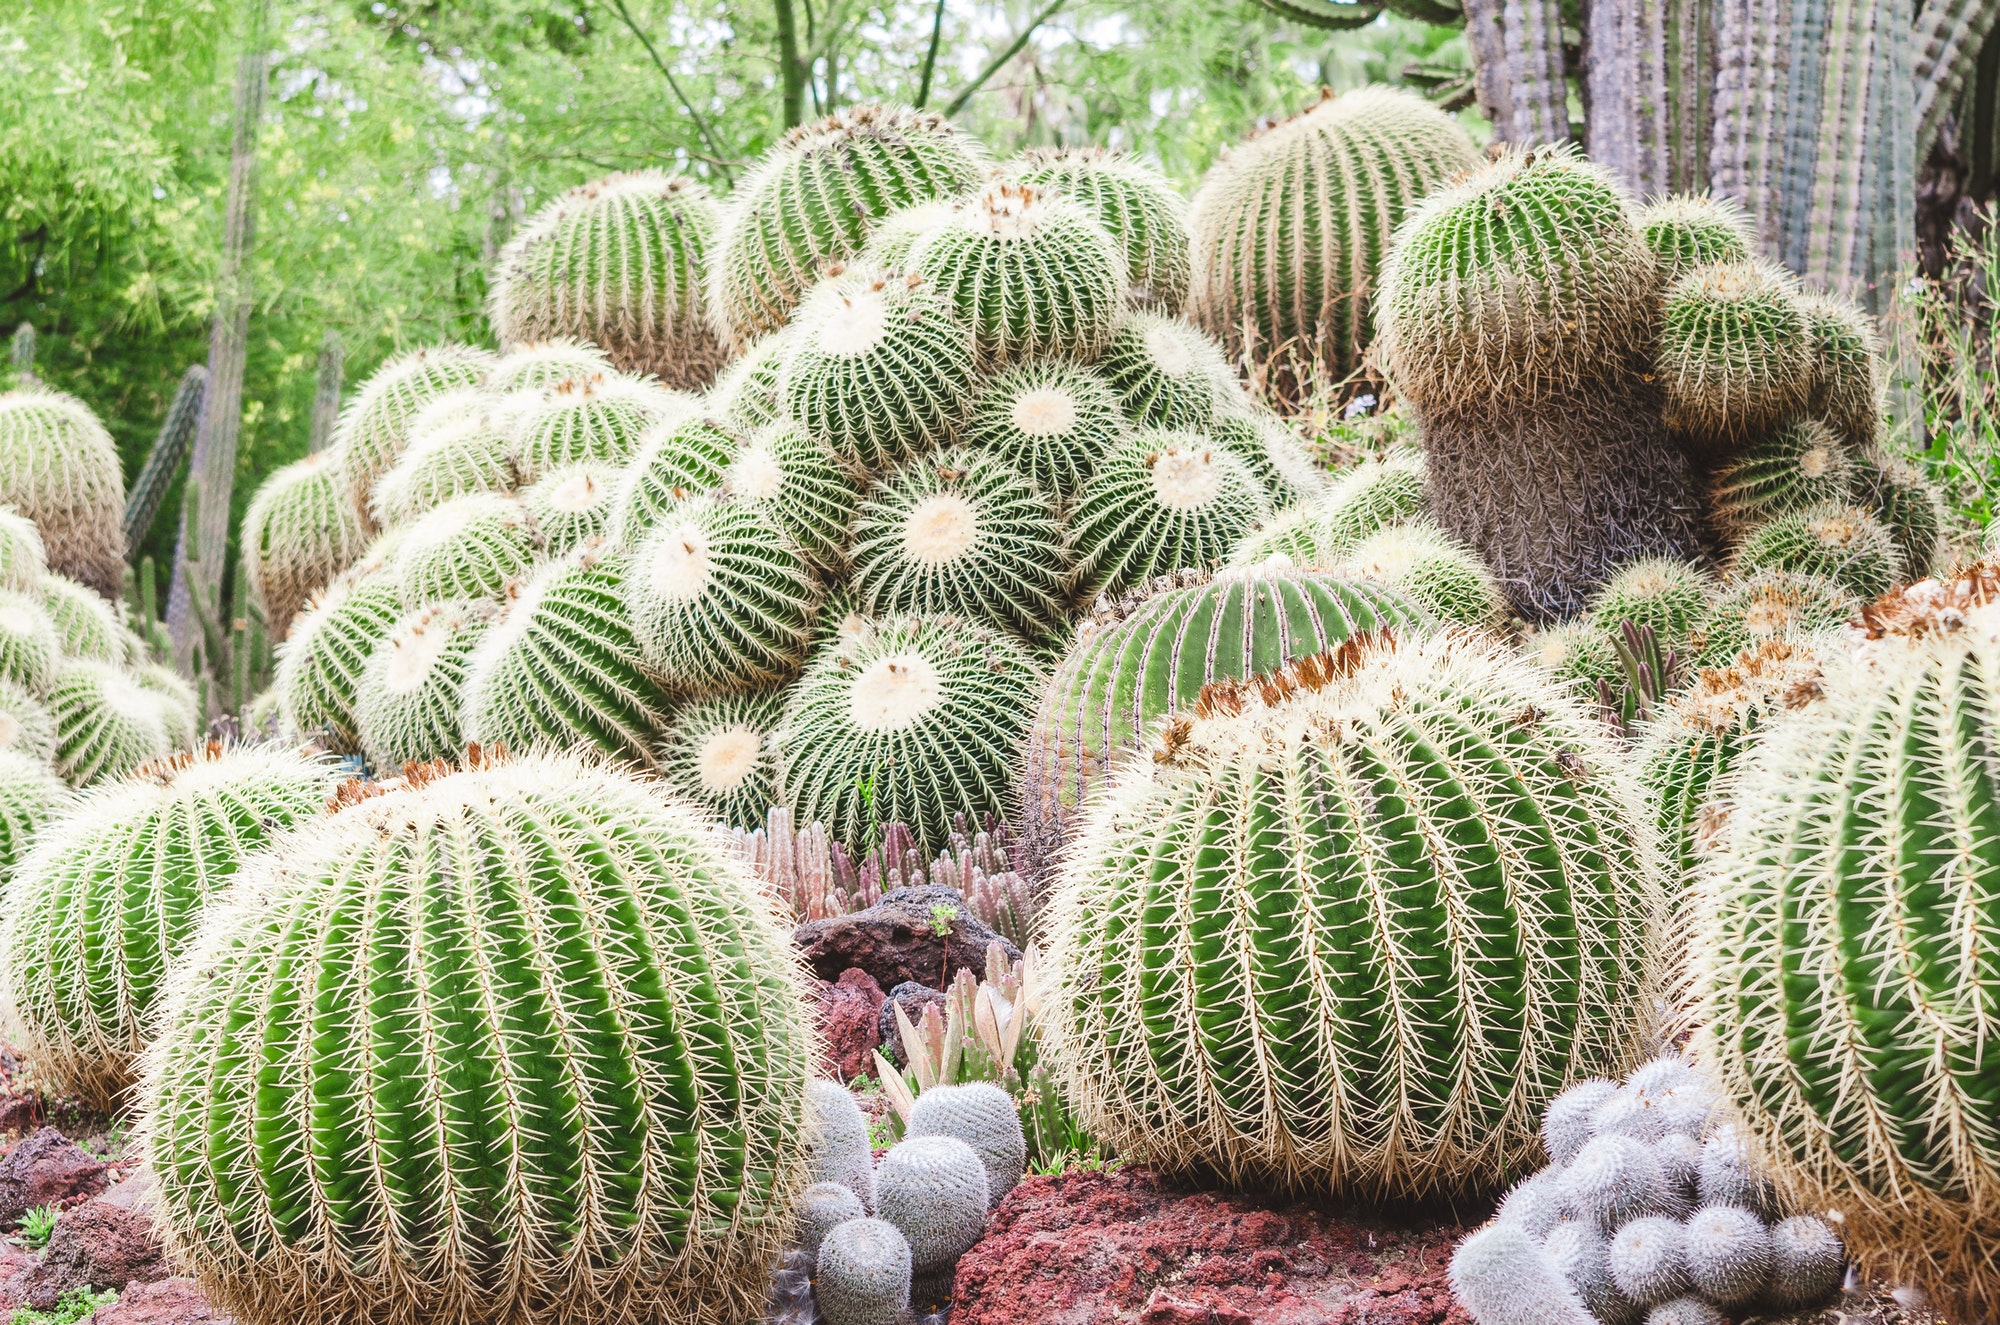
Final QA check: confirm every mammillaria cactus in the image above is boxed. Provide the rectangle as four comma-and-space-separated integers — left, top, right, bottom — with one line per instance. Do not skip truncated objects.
486, 336, 613, 394
799, 1183, 865, 1262
708, 105, 985, 350
780, 265, 978, 470
1544, 1222, 1638, 1325
1067, 428, 1270, 602
1689, 568, 1855, 667
1044, 633, 1661, 1198
1680, 1207, 1771, 1307
907, 1082, 1026, 1211
1190, 86, 1478, 403
849, 447, 1066, 637
39, 574, 122, 663
395, 492, 542, 606
1563, 1135, 1672, 1233
875, 1135, 990, 1281
0, 589, 56, 692
1451, 1224, 1599, 1325
0, 680, 55, 763
1852, 452, 1946, 580
0, 507, 46, 590
1763, 1216, 1845, 1310
520, 462, 615, 554
657, 690, 784, 831
1633, 195, 1753, 283
609, 413, 744, 545
1608, 1218, 1691, 1306
273, 560, 406, 754
775, 614, 1038, 855
1005, 146, 1191, 311
1731, 502, 1902, 600
0, 389, 127, 595
717, 422, 859, 574
1798, 292, 1884, 450
242, 450, 369, 638
2, 744, 335, 1104
806, 1077, 877, 1212
1337, 522, 1506, 629
1022, 564, 1422, 857
490, 170, 727, 389
911, 180, 1127, 364
462, 544, 674, 767
45, 661, 173, 785
329, 344, 496, 529
0, 749, 66, 877
510, 370, 690, 483
1705, 419, 1854, 540
1587, 559, 1715, 649
140, 750, 813, 1325
368, 391, 515, 527
960, 359, 1124, 508
353, 599, 494, 770
1544, 1080, 1623, 1167
1098, 312, 1232, 429
1655, 261, 1814, 444
816, 1218, 913, 1325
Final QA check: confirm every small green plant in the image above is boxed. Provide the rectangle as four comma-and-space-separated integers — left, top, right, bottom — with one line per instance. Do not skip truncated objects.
10, 1286, 117, 1325
15, 1205, 57, 1250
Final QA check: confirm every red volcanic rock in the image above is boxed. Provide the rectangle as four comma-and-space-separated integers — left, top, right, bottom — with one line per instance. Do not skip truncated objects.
86, 1277, 233, 1323
0, 1129, 108, 1225
951, 1167, 1473, 1325
23, 1196, 167, 1308
815, 967, 887, 1081
794, 885, 1020, 991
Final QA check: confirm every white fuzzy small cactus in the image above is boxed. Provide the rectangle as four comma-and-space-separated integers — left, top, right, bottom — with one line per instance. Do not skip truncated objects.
799, 1182, 865, 1261
1653, 1133, 1701, 1207
907, 1083, 1026, 1212
1609, 1216, 1691, 1307
815, 1217, 913, 1325
1681, 1204, 1772, 1307
806, 1079, 876, 1213
1544, 1220, 1642, 1325
1642, 1297, 1725, 1325
1543, 1079, 1618, 1166
1761, 1215, 1844, 1311
1561, 1135, 1668, 1232
1494, 1170, 1565, 1241
1697, 1126, 1778, 1219
874, 1135, 990, 1280
1450, 1224, 1598, 1325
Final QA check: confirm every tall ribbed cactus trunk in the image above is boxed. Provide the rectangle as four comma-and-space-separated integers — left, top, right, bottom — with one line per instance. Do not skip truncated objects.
1463, 0, 1571, 144
305, 332, 341, 455
1583, 0, 1715, 196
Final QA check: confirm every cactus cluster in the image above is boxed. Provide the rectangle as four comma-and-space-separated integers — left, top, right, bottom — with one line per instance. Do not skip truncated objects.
330, 344, 497, 530
1005, 147, 1191, 311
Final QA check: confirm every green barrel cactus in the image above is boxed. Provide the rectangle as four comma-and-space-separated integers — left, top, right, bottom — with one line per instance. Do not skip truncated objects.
521, 463, 616, 555
45, 660, 174, 786
849, 447, 1067, 638
396, 492, 542, 606
135, 664, 201, 752
1189, 86, 1477, 403
1706, 420, 1856, 541
625, 496, 818, 694
510, 370, 691, 485
490, 170, 728, 390
0, 506, 47, 590
0, 748, 68, 879
857, 200, 959, 271
0, 679, 56, 763
1068, 428, 1270, 603
274, 559, 407, 754
708, 104, 986, 351
1732, 503, 1903, 601
911, 180, 1128, 364
1337, 522, 1505, 629
1633, 194, 1754, 283
1524, 620, 1624, 698
781, 265, 977, 471
1798, 292, 1884, 450
0, 388, 127, 595
1587, 558, 1717, 649
1656, 261, 1815, 444
1099, 312, 1232, 430
1695, 592, 2000, 1318
39, 574, 123, 663
139, 750, 813, 1325
354, 599, 495, 771
657, 687, 785, 830
243, 449, 370, 639
462, 544, 675, 768
1690, 568, 1857, 668
774, 614, 1039, 854
486, 336, 613, 394
718, 422, 860, 575
704, 328, 793, 435
1021, 562, 1423, 857
608, 413, 743, 546
1231, 450, 1426, 568
1209, 409, 1325, 510
961, 359, 1124, 508
1, 743, 336, 1104
1044, 630, 1662, 1198
330, 344, 496, 530
1853, 452, 1946, 582
0, 589, 57, 692
1006, 146, 1192, 312
368, 391, 515, 529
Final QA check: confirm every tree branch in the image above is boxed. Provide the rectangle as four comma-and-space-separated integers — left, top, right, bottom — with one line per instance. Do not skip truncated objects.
774, 0, 808, 127
915, 0, 948, 107
945, 0, 1068, 117
607, 0, 735, 181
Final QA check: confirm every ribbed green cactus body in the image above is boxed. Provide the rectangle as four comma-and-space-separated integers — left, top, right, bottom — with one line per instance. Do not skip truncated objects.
775, 615, 1039, 854
330, 345, 496, 529
135, 665, 200, 751
1587, 559, 1716, 648
140, 751, 813, 1325
705, 329, 793, 435
1697, 607, 2000, 1314
0, 507, 47, 591
522, 463, 615, 555
40, 575, 122, 664
0, 589, 57, 692
1007, 147, 1191, 311
961, 360, 1125, 508
849, 448, 1067, 637
0, 679, 56, 763
46, 660, 174, 786
1231, 451, 1426, 568
1068, 429, 1271, 602
463, 547, 675, 767
244, 450, 370, 639
0, 389, 128, 595
1189, 86, 1477, 401
911, 182, 1127, 364
1706, 420, 1855, 540
719, 423, 860, 575
1690, 569, 1857, 668
275, 565, 407, 754
3, 745, 336, 1103
1209, 410, 1324, 510
369, 392, 515, 528
1854, 453, 1946, 582
1338, 522, 1506, 629
0, 749, 67, 878
396, 493, 542, 606
609, 414, 743, 547
1525, 621, 1623, 698
511, 372, 690, 484
1021, 563, 1424, 855
488, 337, 614, 394
1633, 195, 1754, 283
625, 497, 818, 694
708, 105, 986, 350
858, 201, 958, 271
1656, 261, 1814, 441
658, 688, 785, 830
1798, 293, 1883, 450
1733, 503, 1902, 601
355, 600, 494, 771
491, 170, 727, 390
1099, 313, 1231, 430
1044, 630, 1661, 1197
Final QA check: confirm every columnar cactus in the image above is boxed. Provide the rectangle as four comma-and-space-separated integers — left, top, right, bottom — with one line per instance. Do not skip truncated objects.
775, 614, 1039, 854
1098, 312, 1232, 430
274, 561, 407, 754
329, 344, 496, 529
1189, 86, 1478, 402
1005, 147, 1191, 311
1587, 559, 1716, 649
1043, 632, 1662, 1198
848, 447, 1067, 637
1634, 195, 1754, 283
960, 360, 1125, 508
1731, 502, 1902, 600
39, 574, 123, 663
717, 423, 860, 575
1337, 522, 1506, 629
521, 463, 615, 555
1067, 428, 1270, 603
510, 370, 691, 484
242, 450, 370, 638
490, 170, 728, 389
707, 105, 986, 350
0, 389, 128, 595
0, 506, 47, 591
0, 749, 67, 878
0, 589, 58, 692
368, 391, 516, 528
2, 744, 336, 1104
609, 413, 744, 546
139, 750, 814, 1325
1655, 261, 1815, 444
396, 492, 542, 606
487, 337, 613, 394
1689, 568, 1856, 667
354, 599, 495, 771
1705, 420, 1855, 540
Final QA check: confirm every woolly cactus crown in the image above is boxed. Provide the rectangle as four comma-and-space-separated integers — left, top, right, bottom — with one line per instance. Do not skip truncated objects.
657, 687, 785, 831
354, 598, 495, 771
0, 388, 128, 595
961, 359, 1125, 508
1006, 145, 1193, 311
330, 344, 496, 528
244, 449, 369, 639
1691, 567, 1855, 667
858, 199, 960, 271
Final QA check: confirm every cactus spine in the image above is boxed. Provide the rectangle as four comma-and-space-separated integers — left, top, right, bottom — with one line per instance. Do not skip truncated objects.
0, 590, 57, 693
1005, 147, 1192, 311
960, 360, 1124, 509
1655, 261, 1814, 443
1067, 428, 1270, 603
354, 599, 494, 771
45, 660, 175, 786
816, 1218, 912, 1325
330, 344, 496, 530
521, 463, 616, 555
368, 391, 516, 528
509, 371, 690, 484
1853, 452, 1946, 581
40, 574, 124, 664
658, 688, 785, 832
242, 449, 369, 639
1633, 195, 1754, 283
1705, 420, 1855, 540
717, 423, 859, 576
1690, 568, 1856, 667
0, 680, 56, 764
1588, 559, 1716, 649
1098, 312, 1232, 430
0, 389, 128, 596
487, 337, 614, 394
1731, 502, 1902, 600
0, 507, 46, 591
1337, 522, 1507, 629
273, 562, 407, 754
874, 1135, 989, 1280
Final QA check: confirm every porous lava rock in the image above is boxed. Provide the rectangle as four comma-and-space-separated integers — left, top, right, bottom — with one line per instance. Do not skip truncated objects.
87, 1276, 234, 1323
21, 1195, 166, 1308
0, 1128, 107, 1224
815, 967, 887, 1081
877, 981, 949, 1066
794, 884, 1020, 991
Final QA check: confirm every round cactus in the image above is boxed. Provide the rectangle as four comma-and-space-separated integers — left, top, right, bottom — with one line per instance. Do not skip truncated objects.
960, 359, 1125, 508
490, 170, 727, 390
799, 1182, 865, 1262
44, 661, 173, 787
1705, 419, 1855, 540
708, 105, 986, 350
462, 544, 675, 768
1208, 409, 1325, 510
780, 264, 977, 471
717, 422, 860, 575
0, 388, 127, 595
849, 447, 1067, 637
1191, 87, 1478, 403
1696, 1124, 1779, 1219
0, 680, 56, 763
353, 599, 494, 771
1044, 632, 1662, 1198
274, 560, 407, 754
39, 574, 122, 664
1338, 522, 1506, 629
139, 750, 813, 1325
816, 1218, 912, 1325
1799, 291, 1884, 450
626, 497, 817, 695
2, 744, 336, 1104
1236, 450, 1426, 567
0, 507, 47, 591
858, 200, 959, 271
874, 1135, 989, 1279
1450, 1224, 1600, 1325
907, 1083, 1025, 1211
1696, 595, 2000, 1316
1853, 451, 1946, 581
1545, 1222, 1641, 1325
329, 344, 496, 529
609, 412, 743, 546
1022, 563, 1423, 857
487, 337, 614, 395
806, 1078, 877, 1212
775, 615, 1039, 854
1524, 621, 1623, 698
1645, 1300, 1726, 1325
521, 462, 616, 555
1562, 1133, 1672, 1232
135, 664, 200, 752
1690, 568, 1856, 668
0, 589, 57, 692
0, 748, 67, 878
1656, 261, 1814, 443
1068, 428, 1270, 603
243, 450, 370, 639
704, 327, 793, 435
1732, 502, 1902, 600
911, 180, 1127, 364
1609, 1218, 1692, 1307
1633, 194, 1754, 283
1543, 1079, 1622, 1168
1762, 1216, 1845, 1311
510, 370, 691, 484
1098, 312, 1232, 429
1587, 558, 1715, 649
1005, 146, 1191, 311
396, 492, 542, 606
1681, 1206, 1772, 1308
368, 390, 516, 528
1495, 1170, 1566, 1240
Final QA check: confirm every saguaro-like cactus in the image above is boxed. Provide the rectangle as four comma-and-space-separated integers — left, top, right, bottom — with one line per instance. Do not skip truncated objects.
0, 389, 130, 597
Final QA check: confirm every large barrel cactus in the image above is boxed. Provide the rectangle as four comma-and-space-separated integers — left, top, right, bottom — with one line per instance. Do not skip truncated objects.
369, 391, 515, 528
1045, 630, 1662, 1198
1188, 87, 1477, 403
490, 170, 728, 390
330, 345, 496, 530
0, 389, 128, 595
140, 750, 814, 1325
2, 744, 336, 1104
354, 599, 495, 771
47, 661, 174, 786
1067, 428, 1271, 603
242, 449, 370, 638
1004, 146, 1192, 312
274, 559, 407, 755
509, 371, 689, 484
